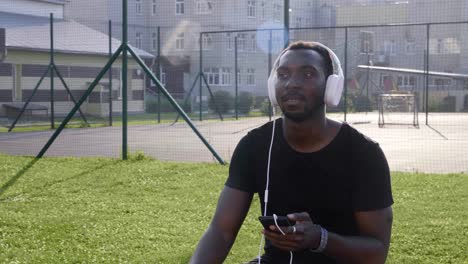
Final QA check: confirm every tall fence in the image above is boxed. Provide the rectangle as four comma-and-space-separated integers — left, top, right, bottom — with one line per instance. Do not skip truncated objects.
199, 22, 468, 125
0, 1, 467, 173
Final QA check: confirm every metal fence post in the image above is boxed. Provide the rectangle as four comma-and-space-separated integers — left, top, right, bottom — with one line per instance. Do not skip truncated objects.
127, 46, 226, 165
344, 27, 348, 122
199, 32, 203, 121
157, 26, 161, 123
122, 0, 128, 160
234, 36, 238, 120
425, 23, 430, 125
108, 20, 113, 126
284, 0, 290, 48
37, 45, 124, 158
268, 29, 273, 121
50, 13, 55, 129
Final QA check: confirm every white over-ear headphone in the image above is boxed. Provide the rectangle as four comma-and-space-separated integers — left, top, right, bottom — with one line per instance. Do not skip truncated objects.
267, 42, 344, 110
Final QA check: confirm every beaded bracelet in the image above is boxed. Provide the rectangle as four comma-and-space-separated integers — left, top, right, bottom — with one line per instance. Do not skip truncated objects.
310, 226, 328, 253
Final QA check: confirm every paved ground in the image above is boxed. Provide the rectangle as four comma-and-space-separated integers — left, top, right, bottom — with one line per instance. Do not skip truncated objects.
0, 112, 467, 173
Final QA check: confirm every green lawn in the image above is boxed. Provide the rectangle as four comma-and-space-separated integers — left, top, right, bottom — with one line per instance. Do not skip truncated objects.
0, 154, 466, 263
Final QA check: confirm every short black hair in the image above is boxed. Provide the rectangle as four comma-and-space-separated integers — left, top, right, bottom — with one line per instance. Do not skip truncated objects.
283, 41, 334, 78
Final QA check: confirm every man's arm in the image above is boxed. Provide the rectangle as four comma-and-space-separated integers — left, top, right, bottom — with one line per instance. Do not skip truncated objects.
324, 206, 393, 263
264, 207, 393, 264
190, 186, 253, 264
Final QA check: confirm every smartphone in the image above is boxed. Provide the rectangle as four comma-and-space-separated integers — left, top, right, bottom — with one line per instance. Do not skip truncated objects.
258, 216, 295, 230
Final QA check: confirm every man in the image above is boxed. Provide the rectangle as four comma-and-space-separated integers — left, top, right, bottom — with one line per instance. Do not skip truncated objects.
190, 41, 393, 264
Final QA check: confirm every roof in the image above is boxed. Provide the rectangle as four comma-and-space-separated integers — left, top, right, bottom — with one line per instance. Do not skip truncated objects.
1, 12, 154, 59
34, 0, 67, 5
0, 11, 56, 28
357, 65, 468, 80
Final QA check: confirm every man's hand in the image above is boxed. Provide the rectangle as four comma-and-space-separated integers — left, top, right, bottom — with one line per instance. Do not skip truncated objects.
262, 212, 321, 252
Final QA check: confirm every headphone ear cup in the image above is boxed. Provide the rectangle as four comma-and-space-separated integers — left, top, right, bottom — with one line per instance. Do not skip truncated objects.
268, 72, 278, 107
324, 74, 344, 107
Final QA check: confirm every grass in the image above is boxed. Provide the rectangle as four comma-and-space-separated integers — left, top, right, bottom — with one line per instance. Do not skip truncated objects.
0, 154, 466, 263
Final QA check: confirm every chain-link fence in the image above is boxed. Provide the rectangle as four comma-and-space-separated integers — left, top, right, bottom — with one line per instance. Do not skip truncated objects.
0, 0, 467, 172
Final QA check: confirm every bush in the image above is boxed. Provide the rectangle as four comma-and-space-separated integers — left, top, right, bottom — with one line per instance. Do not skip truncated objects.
351, 95, 372, 112
341, 94, 372, 112
209, 90, 233, 114
260, 98, 274, 116
238, 91, 255, 114
254, 96, 268, 109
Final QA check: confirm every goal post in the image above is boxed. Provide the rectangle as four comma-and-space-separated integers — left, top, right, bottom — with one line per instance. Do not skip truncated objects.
378, 92, 419, 127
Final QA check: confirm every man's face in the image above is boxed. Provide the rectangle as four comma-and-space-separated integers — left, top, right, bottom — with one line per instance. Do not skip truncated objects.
274, 49, 327, 122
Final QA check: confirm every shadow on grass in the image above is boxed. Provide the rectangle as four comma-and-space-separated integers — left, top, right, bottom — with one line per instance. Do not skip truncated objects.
0, 158, 118, 199
0, 157, 38, 197
35, 162, 117, 192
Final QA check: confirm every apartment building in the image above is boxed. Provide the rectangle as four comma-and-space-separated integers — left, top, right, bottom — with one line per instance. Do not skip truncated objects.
65, 0, 336, 106
64, 0, 467, 111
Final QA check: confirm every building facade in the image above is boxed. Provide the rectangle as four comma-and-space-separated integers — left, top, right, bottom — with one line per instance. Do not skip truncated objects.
0, 0, 153, 118
64, 0, 336, 109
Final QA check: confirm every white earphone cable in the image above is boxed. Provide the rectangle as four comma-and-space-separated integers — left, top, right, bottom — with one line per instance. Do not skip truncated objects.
259, 120, 293, 264
264, 119, 276, 216
273, 214, 294, 264
257, 119, 277, 264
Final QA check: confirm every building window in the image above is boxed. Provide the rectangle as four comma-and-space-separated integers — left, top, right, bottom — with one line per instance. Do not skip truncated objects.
176, 0, 185, 15
237, 33, 247, 51
261, 1, 266, 20
273, 3, 281, 21
431, 37, 461, 54
397, 75, 416, 88
246, 68, 255, 85
202, 34, 213, 50
204, 67, 232, 86
248, 0, 256, 17
136, 0, 142, 15
196, 0, 214, 14
221, 67, 231, 85
152, 32, 157, 50
405, 40, 415, 54
152, 0, 157, 15
237, 69, 241, 85
434, 78, 451, 86
295, 17, 302, 28
226, 33, 233, 50
160, 67, 166, 86
436, 39, 443, 54
444, 38, 461, 54
176, 32, 184, 50
359, 31, 374, 54
136, 32, 142, 49
250, 34, 257, 51
204, 67, 220, 85
384, 40, 396, 56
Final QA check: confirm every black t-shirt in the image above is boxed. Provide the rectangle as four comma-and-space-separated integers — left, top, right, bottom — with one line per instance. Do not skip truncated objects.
226, 118, 393, 264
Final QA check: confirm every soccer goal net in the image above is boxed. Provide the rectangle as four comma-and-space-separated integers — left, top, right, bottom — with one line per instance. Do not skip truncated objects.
378, 92, 419, 127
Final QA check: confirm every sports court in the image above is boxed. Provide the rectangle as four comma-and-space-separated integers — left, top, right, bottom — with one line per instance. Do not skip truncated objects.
1, 112, 467, 174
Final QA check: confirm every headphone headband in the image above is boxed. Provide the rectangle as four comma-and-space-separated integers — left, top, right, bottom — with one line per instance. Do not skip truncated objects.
267, 41, 344, 110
